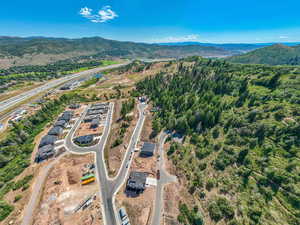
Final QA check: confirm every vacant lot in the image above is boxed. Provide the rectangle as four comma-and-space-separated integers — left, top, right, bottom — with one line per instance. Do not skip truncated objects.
33, 154, 103, 225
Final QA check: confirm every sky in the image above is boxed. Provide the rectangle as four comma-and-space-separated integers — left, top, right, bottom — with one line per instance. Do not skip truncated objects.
1, 0, 300, 43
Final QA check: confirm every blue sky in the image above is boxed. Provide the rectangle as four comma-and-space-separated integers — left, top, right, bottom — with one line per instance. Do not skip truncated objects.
1, 0, 300, 43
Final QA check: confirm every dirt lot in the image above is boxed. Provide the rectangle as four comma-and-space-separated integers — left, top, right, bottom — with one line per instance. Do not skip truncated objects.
115, 139, 158, 225
32, 154, 103, 225
73, 104, 106, 138
68, 104, 87, 118
75, 121, 104, 137
105, 100, 139, 177
116, 185, 155, 225
140, 109, 155, 143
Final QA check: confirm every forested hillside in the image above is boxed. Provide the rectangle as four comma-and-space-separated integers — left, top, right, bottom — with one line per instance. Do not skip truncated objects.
137, 57, 300, 225
228, 44, 300, 65
0, 36, 229, 69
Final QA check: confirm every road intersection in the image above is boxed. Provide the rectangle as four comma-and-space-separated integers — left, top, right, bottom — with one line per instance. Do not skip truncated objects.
65, 101, 148, 225
21, 100, 176, 225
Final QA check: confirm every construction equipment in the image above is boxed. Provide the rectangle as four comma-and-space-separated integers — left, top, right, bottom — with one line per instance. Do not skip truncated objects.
81, 177, 96, 185
81, 174, 95, 181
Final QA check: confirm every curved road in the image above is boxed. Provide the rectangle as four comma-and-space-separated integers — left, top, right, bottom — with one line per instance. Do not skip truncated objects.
0, 62, 130, 114
65, 102, 147, 225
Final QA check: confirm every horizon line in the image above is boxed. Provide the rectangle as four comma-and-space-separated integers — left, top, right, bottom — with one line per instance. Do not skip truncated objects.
1, 35, 300, 45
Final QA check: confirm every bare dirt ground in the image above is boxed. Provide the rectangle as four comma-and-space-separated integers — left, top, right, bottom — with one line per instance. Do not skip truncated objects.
116, 185, 155, 225
32, 154, 103, 225
115, 113, 158, 225
140, 108, 155, 143
163, 183, 181, 225
68, 104, 86, 118
105, 100, 139, 177
75, 121, 104, 137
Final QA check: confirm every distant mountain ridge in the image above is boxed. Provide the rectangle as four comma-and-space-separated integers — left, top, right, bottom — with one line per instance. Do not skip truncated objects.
0, 36, 230, 69
227, 43, 300, 65
157, 41, 300, 53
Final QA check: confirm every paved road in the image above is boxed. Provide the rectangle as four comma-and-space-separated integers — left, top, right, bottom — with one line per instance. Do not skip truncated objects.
151, 132, 177, 225
20, 152, 68, 225
65, 102, 147, 225
0, 62, 129, 114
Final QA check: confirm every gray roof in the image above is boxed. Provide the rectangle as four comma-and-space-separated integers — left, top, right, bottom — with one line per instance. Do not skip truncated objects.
54, 120, 67, 127
84, 115, 100, 122
74, 135, 94, 144
141, 142, 156, 154
90, 105, 107, 110
58, 111, 73, 121
91, 102, 109, 108
63, 111, 74, 116
91, 118, 100, 126
87, 109, 104, 115
39, 135, 58, 147
48, 126, 63, 136
38, 144, 54, 154
126, 172, 147, 190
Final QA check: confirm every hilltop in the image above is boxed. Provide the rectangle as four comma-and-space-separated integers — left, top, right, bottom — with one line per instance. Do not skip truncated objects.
137, 57, 300, 225
228, 44, 300, 65
0, 36, 230, 69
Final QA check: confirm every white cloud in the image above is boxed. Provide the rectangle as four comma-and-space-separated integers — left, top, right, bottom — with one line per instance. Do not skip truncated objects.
79, 7, 92, 17
279, 35, 288, 39
98, 6, 118, 22
79, 6, 118, 23
153, 34, 200, 43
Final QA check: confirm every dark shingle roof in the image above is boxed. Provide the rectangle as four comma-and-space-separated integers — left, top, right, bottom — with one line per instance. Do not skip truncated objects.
141, 142, 156, 154
38, 144, 54, 154
48, 126, 63, 136
39, 135, 58, 147
87, 109, 104, 115
58, 111, 73, 121
54, 120, 67, 127
74, 135, 94, 144
126, 172, 147, 190
84, 115, 100, 122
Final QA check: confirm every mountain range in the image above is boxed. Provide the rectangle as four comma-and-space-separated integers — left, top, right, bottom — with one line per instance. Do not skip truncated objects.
228, 44, 300, 65
1, 36, 300, 68
158, 41, 300, 53
0, 36, 230, 69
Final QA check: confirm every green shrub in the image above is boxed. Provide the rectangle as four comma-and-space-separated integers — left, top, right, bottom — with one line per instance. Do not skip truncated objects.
12, 175, 33, 191
208, 197, 235, 221
206, 178, 215, 191
111, 138, 123, 147
0, 201, 14, 221
208, 201, 223, 221
14, 195, 22, 202
216, 197, 235, 219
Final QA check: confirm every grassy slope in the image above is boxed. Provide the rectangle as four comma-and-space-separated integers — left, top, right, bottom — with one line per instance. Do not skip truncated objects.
228, 44, 300, 65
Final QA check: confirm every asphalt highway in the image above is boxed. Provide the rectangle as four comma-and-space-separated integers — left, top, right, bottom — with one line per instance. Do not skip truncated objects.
0, 62, 129, 113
